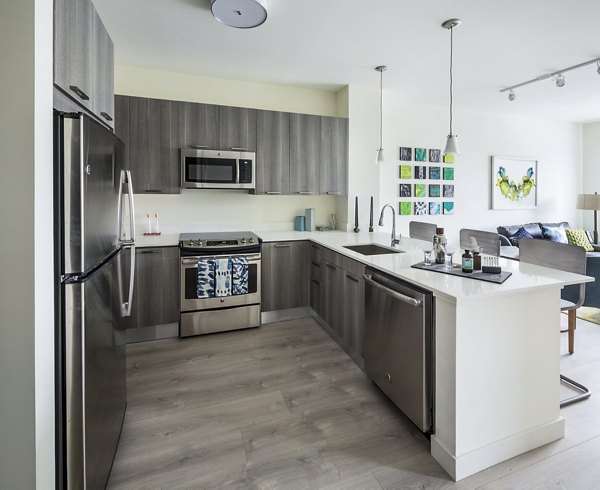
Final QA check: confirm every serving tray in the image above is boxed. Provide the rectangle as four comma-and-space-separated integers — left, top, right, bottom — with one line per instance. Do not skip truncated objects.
411, 262, 512, 284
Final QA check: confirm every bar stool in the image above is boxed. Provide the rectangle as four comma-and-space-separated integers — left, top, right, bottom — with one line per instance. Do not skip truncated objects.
409, 221, 437, 242
459, 228, 501, 257
519, 238, 591, 406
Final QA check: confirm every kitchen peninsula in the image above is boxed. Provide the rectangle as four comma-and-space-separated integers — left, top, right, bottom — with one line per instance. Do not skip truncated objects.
138, 229, 592, 481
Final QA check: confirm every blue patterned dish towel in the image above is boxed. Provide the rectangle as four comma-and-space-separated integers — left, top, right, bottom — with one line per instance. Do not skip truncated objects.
214, 258, 232, 297
197, 257, 216, 298
231, 256, 249, 295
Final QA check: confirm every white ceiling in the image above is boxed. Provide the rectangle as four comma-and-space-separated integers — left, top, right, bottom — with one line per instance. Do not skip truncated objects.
95, 0, 600, 123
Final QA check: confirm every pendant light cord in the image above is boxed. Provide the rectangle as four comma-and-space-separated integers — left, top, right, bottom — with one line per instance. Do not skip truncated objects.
449, 26, 453, 135
379, 69, 383, 149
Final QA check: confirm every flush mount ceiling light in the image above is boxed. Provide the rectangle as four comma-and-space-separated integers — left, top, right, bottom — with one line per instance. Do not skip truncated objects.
375, 65, 387, 164
500, 56, 600, 100
442, 18, 461, 156
211, 0, 267, 29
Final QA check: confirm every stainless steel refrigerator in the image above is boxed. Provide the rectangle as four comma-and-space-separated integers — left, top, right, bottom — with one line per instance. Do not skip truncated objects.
54, 112, 135, 489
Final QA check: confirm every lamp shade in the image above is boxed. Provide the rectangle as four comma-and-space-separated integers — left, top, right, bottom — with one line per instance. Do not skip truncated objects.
443, 134, 460, 155
577, 193, 600, 210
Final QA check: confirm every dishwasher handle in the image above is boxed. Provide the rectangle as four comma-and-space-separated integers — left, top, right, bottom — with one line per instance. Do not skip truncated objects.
362, 273, 422, 307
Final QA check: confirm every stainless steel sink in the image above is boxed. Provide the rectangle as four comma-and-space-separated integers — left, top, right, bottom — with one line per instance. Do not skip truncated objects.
343, 244, 404, 256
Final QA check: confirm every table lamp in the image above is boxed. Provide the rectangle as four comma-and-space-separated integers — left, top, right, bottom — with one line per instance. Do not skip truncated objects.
577, 192, 600, 244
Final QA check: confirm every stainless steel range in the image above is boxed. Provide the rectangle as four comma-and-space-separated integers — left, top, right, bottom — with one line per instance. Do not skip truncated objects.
179, 231, 262, 337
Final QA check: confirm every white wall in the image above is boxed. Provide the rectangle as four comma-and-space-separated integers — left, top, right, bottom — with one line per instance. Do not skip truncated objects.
116, 66, 346, 231
0, 0, 55, 488
376, 95, 583, 246
582, 122, 600, 231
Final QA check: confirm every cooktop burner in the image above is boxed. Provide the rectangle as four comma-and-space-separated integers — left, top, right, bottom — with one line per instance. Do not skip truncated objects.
179, 231, 262, 254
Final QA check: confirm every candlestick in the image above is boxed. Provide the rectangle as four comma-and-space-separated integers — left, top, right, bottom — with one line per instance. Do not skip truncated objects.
354, 196, 360, 233
369, 196, 374, 232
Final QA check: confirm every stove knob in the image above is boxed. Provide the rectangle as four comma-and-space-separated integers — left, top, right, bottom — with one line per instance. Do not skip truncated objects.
248, 237, 254, 243
197, 240, 203, 247
187, 240, 194, 247
241, 237, 247, 244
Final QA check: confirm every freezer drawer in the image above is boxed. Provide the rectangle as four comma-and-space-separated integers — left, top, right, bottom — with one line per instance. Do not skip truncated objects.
363, 268, 434, 433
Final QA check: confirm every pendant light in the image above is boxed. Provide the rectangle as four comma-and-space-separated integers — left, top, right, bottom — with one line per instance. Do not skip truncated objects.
442, 19, 461, 156
375, 65, 387, 164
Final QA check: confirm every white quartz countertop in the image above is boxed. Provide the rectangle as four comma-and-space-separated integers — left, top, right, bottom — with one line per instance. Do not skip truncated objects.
135, 229, 592, 302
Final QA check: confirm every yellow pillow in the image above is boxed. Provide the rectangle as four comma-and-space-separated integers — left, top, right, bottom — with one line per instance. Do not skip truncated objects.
565, 228, 594, 252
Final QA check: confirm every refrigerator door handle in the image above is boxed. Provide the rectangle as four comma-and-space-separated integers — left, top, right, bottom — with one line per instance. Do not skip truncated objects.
117, 170, 136, 244
122, 245, 136, 317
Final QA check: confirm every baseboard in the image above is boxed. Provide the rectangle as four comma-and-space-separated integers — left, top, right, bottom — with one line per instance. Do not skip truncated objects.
125, 323, 179, 343
261, 307, 311, 324
431, 416, 565, 481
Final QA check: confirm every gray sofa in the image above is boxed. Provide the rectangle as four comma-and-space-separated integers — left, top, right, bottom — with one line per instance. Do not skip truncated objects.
497, 221, 600, 309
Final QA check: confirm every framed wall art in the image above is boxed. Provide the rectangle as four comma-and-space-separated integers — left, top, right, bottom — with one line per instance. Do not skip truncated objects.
491, 155, 537, 210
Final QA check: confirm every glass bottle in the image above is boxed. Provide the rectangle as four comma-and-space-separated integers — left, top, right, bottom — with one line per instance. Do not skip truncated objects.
433, 227, 447, 264
462, 249, 474, 273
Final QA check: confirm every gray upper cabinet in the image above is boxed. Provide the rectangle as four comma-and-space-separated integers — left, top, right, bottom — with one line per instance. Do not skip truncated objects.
178, 102, 219, 150
218, 106, 257, 152
54, 0, 92, 109
289, 113, 321, 195
114, 95, 129, 159
320, 116, 348, 196
92, 9, 114, 128
127, 96, 180, 194
255, 111, 290, 195
54, 0, 114, 128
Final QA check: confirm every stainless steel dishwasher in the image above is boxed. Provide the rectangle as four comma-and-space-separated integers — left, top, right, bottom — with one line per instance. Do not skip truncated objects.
363, 267, 434, 433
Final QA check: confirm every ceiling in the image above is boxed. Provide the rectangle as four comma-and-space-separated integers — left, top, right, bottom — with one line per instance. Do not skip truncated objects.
94, 0, 600, 123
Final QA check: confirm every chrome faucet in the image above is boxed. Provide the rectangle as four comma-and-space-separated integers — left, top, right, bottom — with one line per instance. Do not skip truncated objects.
379, 204, 400, 247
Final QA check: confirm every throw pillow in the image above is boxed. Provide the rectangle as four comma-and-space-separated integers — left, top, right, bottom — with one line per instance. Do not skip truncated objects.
509, 227, 534, 247
541, 224, 568, 243
565, 228, 594, 252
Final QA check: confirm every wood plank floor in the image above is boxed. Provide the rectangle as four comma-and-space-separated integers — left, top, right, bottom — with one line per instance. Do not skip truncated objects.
108, 315, 600, 489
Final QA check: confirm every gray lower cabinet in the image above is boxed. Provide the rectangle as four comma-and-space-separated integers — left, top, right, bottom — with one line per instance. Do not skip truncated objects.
289, 113, 321, 195
178, 101, 219, 150
255, 110, 290, 195
126, 96, 180, 194
320, 116, 348, 196
308, 243, 366, 363
261, 241, 309, 311
219, 106, 257, 152
125, 247, 180, 330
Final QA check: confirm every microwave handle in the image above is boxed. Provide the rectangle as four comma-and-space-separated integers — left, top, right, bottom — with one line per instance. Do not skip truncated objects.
235, 160, 240, 184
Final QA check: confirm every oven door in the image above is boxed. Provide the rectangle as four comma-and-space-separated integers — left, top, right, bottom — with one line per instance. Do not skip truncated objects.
180, 253, 261, 311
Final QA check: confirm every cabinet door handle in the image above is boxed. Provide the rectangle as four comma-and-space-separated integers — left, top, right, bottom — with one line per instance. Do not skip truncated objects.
144, 189, 163, 193
100, 111, 113, 122
189, 144, 207, 149
297, 191, 312, 195
274, 244, 291, 248
326, 264, 335, 270
230, 147, 247, 151
311, 244, 320, 250
311, 279, 320, 286
69, 85, 89, 100
140, 250, 160, 254
346, 274, 359, 283
327, 191, 341, 195
311, 261, 320, 267
266, 191, 281, 195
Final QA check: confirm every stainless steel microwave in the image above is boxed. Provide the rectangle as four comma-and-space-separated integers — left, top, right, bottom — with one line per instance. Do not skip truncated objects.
181, 149, 255, 190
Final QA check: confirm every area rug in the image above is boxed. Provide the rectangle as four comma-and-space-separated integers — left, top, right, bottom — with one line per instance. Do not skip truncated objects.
575, 306, 600, 325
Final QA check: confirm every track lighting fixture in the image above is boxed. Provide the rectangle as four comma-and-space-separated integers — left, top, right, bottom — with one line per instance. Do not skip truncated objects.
500, 56, 600, 100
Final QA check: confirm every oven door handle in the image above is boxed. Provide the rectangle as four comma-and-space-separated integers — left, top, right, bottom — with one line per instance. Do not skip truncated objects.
181, 254, 261, 265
